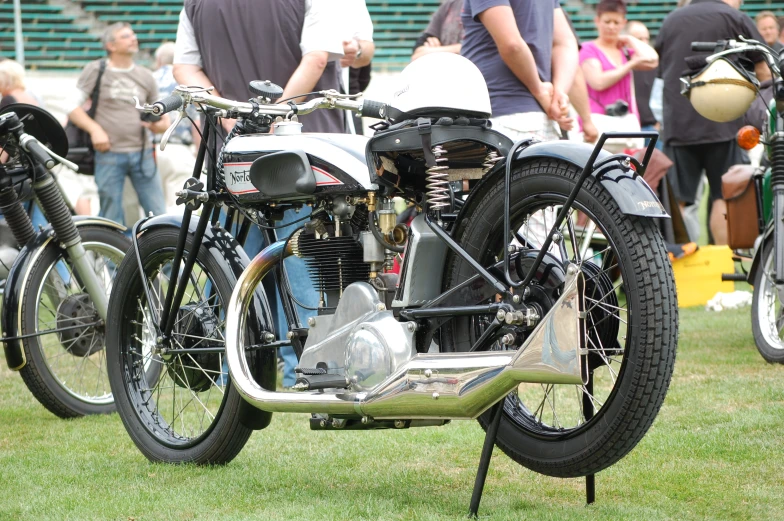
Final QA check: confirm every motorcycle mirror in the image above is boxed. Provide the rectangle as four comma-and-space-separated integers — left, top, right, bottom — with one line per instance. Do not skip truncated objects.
0, 103, 69, 158
737, 125, 761, 150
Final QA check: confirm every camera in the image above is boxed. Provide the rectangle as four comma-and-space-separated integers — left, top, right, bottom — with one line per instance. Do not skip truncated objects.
140, 112, 162, 123
605, 99, 629, 117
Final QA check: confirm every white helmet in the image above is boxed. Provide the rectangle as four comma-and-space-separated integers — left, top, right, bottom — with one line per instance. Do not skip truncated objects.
681, 57, 759, 123
388, 53, 492, 120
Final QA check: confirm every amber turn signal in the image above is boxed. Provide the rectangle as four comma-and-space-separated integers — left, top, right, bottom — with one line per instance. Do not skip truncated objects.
737, 125, 761, 150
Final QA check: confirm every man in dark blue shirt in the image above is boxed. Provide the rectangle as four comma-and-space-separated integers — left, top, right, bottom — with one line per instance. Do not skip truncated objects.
461, 0, 578, 141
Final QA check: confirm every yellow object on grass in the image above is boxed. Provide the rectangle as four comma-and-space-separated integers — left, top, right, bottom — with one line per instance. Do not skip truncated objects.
671, 245, 735, 308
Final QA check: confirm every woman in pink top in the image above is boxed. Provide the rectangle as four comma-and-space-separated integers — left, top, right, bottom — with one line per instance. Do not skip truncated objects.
579, 0, 658, 122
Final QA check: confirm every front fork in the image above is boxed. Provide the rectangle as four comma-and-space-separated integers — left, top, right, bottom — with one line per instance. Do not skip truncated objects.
31, 167, 109, 319
773, 187, 784, 285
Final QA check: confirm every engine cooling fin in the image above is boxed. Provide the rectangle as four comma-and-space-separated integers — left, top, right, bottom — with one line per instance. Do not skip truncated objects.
295, 233, 370, 293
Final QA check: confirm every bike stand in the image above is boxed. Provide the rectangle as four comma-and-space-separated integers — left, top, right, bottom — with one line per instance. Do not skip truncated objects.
586, 474, 596, 504
584, 374, 596, 505
468, 372, 597, 518
468, 400, 504, 519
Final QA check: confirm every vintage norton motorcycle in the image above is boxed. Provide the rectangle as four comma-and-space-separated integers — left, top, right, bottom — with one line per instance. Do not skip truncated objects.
0, 104, 131, 417
109, 54, 677, 485
682, 37, 784, 363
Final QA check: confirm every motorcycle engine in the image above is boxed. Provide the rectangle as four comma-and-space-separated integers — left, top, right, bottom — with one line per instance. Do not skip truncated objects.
291, 203, 370, 298
290, 196, 413, 391
298, 282, 415, 391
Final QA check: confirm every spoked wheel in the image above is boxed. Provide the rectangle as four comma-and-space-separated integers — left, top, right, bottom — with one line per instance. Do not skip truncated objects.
106, 228, 252, 464
751, 239, 784, 363
18, 225, 130, 418
441, 159, 678, 477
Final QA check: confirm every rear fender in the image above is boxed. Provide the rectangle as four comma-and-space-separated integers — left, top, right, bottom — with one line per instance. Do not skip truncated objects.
513, 141, 669, 218
2, 217, 126, 370
136, 214, 276, 430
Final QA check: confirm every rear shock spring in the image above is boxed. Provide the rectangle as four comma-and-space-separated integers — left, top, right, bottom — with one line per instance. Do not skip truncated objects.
426, 145, 449, 212
482, 150, 503, 174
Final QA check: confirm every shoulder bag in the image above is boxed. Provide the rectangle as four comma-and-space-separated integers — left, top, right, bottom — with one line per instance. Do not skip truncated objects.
64, 59, 107, 176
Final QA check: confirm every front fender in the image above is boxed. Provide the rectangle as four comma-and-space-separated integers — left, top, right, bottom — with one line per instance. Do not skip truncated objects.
747, 224, 772, 285
136, 214, 276, 430
513, 141, 669, 218
2, 217, 126, 370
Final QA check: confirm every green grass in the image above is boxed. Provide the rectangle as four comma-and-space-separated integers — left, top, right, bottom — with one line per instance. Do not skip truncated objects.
0, 306, 782, 520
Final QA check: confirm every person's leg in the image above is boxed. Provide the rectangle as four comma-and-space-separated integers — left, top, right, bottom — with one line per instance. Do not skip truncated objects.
122, 178, 141, 226
641, 124, 664, 151
158, 143, 196, 214
93, 151, 128, 226
128, 149, 166, 219
670, 145, 703, 242
704, 140, 748, 246
265, 208, 316, 387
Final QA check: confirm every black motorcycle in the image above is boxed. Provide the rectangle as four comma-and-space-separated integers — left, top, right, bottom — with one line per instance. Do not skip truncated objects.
108, 79, 677, 501
0, 104, 131, 417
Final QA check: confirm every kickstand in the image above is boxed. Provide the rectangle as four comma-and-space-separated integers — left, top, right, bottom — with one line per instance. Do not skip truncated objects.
468, 400, 504, 519
586, 474, 595, 504
584, 371, 596, 506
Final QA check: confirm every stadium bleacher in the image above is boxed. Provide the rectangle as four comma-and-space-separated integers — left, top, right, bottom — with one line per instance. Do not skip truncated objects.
2, 1, 784, 71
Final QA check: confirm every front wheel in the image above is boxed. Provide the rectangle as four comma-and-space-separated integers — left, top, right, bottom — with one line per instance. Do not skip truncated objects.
751, 239, 784, 363
441, 158, 678, 477
18, 225, 129, 418
106, 227, 252, 464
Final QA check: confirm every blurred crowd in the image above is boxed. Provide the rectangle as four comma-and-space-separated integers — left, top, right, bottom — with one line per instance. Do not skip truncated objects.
1, 0, 779, 381
3, 0, 780, 247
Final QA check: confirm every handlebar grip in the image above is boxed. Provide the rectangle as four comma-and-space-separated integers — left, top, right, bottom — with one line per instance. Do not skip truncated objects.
25, 139, 55, 170
361, 100, 387, 119
691, 42, 720, 52
152, 94, 183, 116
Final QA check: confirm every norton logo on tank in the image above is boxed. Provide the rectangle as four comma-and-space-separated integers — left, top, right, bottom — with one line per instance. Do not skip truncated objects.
223, 162, 343, 194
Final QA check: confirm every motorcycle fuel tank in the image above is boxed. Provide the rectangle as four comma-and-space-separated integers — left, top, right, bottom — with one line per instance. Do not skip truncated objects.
221, 133, 376, 203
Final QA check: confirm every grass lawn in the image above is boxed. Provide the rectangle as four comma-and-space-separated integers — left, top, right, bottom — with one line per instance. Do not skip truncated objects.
0, 306, 782, 520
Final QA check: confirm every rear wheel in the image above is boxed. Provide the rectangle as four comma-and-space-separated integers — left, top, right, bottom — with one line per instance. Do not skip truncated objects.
106, 228, 252, 464
442, 159, 678, 477
751, 239, 784, 363
19, 225, 129, 418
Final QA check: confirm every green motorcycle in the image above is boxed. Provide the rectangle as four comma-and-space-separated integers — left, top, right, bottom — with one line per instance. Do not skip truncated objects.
685, 37, 784, 362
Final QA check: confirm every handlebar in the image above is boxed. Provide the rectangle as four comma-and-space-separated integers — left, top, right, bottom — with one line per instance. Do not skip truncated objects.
151, 94, 184, 116
18, 133, 78, 172
24, 139, 55, 170
138, 87, 387, 126
0, 112, 78, 172
691, 41, 722, 52
360, 99, 387, 119
690, 37, 781, 80
136, 87, 388, 149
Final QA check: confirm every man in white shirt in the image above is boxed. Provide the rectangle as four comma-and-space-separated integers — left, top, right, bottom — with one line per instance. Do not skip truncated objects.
172, 0, 360, 388
174, 0, 347, 133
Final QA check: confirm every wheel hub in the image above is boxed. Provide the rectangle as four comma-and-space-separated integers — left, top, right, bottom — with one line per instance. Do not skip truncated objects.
167, 302, 221, 392
56, 294, 103, 357
516, 249, 565, 314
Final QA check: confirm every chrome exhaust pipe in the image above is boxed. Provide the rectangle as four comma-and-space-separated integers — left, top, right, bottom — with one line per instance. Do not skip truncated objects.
226, 242, 585, 420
